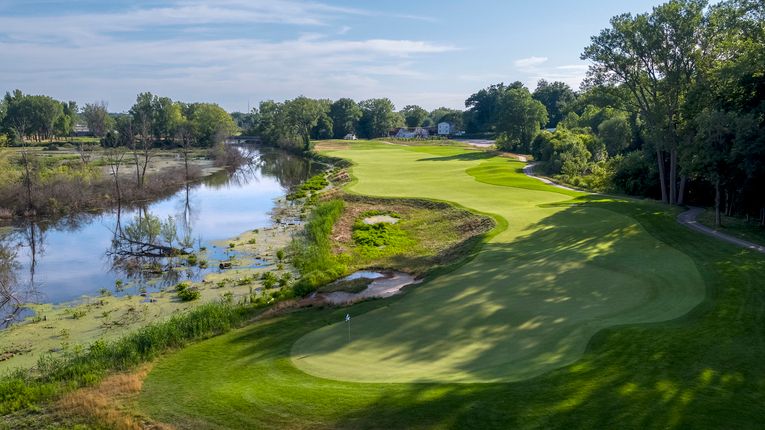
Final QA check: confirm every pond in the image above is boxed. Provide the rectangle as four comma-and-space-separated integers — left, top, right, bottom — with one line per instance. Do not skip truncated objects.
0, 145, 319, 327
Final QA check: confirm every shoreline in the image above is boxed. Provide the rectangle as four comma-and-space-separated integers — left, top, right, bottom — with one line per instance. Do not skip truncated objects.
0, 190, 304, 374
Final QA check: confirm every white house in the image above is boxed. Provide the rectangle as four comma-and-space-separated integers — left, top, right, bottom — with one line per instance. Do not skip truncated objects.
437, 122, 452, 136
344, 133, 357, 140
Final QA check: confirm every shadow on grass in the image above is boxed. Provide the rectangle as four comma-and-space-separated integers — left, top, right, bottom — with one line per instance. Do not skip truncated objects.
416, 151, 496, 162
142, 198, 765, 429
293, 198, 706, 383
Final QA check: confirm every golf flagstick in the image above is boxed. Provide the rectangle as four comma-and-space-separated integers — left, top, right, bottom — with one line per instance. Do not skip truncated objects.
345, 313, 350, 342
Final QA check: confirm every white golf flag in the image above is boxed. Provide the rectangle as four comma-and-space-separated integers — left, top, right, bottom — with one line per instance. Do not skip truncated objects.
345, 313, 350, 322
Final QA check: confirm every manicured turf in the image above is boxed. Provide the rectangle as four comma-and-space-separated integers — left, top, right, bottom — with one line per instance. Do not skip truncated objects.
139, 142, 765, 429
292, 144, 704, 382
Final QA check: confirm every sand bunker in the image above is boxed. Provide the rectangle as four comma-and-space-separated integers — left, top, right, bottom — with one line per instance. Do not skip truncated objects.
362, 215, 399, 225
318, 271, 418, 305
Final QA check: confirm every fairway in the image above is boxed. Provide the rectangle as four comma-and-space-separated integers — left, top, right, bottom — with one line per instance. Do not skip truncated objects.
291, 143, 705, 382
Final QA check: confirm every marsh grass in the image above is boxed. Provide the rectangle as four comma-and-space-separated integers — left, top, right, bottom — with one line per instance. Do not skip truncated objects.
0, 302, 261, 416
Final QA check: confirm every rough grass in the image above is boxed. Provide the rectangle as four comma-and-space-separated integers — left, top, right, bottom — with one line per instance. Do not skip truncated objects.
135, 142, 765, 428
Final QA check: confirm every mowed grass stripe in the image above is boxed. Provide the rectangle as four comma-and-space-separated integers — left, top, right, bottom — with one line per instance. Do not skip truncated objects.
290, 143, 704, 382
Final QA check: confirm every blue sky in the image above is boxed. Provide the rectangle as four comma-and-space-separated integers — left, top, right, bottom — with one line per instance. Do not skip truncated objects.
0, 0, 668, 112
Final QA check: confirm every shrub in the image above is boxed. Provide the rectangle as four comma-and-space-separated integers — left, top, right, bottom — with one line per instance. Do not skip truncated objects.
261, 272, 278, 289
177, 287, 201, 301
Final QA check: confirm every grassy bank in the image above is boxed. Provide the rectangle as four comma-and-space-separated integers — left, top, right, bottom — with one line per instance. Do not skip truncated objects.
289, 193, 494, 296
0, 301, 263, 419
131, 141, 765, 428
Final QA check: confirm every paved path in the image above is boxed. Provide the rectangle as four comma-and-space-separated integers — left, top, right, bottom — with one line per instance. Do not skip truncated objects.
522, 162, 765, 254
522, 163, 578, 191
677, 207, 765, 254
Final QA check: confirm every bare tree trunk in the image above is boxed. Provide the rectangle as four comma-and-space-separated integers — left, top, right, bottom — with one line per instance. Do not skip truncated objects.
669, 149, 677, 205
20, 150, 34, 213
715, 178, 722, 227
656, 149, 668, 204
677, 175, 687, 206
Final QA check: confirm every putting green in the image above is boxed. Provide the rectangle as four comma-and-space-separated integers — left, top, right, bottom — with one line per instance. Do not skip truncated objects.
291, 144, 705, 383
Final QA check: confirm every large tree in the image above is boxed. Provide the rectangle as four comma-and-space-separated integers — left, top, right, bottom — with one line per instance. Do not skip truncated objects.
583, 0, 707, 205
285, 96, 327, 151
401, 105, 428, 128
329, 98, 362, 138
464, 82, 525, 132
81, 101, 113, 138
532, 80, 576, 128
189, 103, 238, 148
358, 98, 396, 138
494, 86, 548, 153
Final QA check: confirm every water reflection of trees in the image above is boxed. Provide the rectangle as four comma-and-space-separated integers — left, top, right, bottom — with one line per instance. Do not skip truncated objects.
107, 195, 201, 291
1, 222, 45, 327
257, 147, 322, 190
202, 145, 320, 191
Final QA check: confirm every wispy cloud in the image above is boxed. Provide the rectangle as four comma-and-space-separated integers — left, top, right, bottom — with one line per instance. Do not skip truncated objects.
513, 56, 549, 69
512, 56, 587, 90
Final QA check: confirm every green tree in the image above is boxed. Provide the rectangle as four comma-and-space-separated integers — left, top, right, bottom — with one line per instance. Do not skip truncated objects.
189, 103, 238, 148
284, 97, 326, 151
81, 102, 114, 138
532, 80, 576, 128
598, 116, 632, 156
531, 129, 592, 177
494, 86, 548, 152
329, 98, 362, 138
583, 0, 707, 205
401, 105, 428, 127
152, 96, 182, 141
358, 98, 396, 138
464, 82, 524, 132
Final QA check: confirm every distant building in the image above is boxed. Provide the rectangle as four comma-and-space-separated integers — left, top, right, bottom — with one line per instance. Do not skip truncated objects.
344, 133, 357, 140
73, 124, 92, 137
437, 122, 452, 136
394, 127, 430, 138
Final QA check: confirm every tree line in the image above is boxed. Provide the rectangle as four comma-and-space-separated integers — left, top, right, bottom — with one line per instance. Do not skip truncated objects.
0, 91, 238, 149
235, 97, 467, 151
464, 0, 764, 226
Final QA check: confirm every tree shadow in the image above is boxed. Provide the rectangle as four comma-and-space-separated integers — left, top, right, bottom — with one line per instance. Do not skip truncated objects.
146, 198, 765, 429
416, 151, 496, 162
293, 199, 705, 384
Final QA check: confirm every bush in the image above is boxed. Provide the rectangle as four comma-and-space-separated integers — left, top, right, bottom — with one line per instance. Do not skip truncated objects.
260, 272, 278, 289
611, 150, 659, 197
175, 282, 201, 301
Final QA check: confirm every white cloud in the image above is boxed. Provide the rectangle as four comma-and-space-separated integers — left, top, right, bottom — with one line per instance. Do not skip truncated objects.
511, 57, 588, 90
513, 56, 549, 69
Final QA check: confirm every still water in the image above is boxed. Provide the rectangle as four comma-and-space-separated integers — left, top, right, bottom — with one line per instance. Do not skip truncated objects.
0, 145, 318, 325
